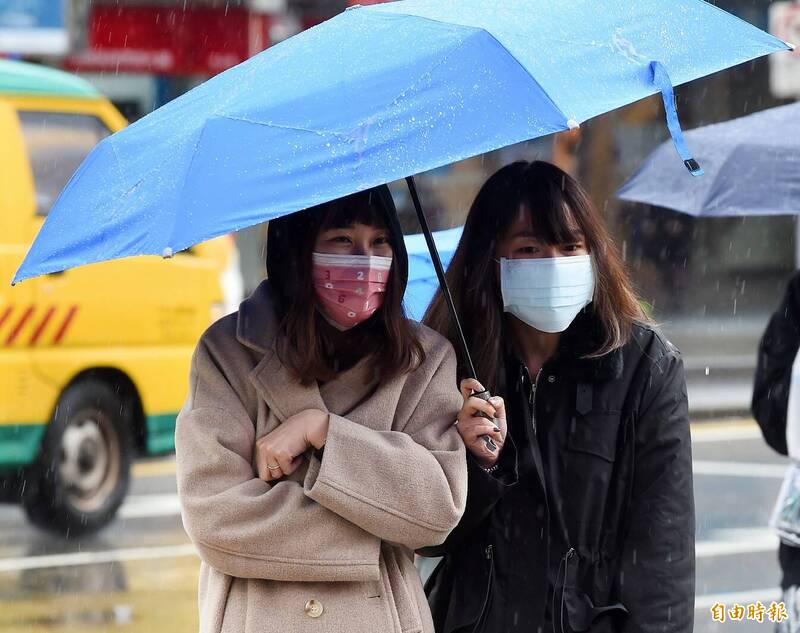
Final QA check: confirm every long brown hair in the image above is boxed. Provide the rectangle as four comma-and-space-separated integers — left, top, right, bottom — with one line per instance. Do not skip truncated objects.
424, 161, 647, 392
267, 187, 424, 385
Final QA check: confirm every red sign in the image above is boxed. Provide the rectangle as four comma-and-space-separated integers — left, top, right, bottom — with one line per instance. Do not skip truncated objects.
65, 5, 271, 76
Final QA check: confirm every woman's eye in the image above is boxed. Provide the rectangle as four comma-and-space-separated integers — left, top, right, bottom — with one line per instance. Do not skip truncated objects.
518, 246, 538, 254
331, 235, 352, 243
374, 236, 390, 245
564, 243, 582, 252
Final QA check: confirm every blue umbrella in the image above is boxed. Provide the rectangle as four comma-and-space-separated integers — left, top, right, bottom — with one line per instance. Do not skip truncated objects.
617, 101, 800, 216
13, 0, 790, 284
404, 226, 462, 321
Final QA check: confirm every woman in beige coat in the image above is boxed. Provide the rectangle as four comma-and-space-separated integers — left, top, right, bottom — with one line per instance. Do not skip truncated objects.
175, 185, 467, 633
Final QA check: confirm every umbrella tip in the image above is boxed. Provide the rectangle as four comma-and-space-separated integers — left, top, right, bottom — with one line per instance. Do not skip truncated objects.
787, 41, 797, 51
567, 119, 580, 130
162, 247, 173, 259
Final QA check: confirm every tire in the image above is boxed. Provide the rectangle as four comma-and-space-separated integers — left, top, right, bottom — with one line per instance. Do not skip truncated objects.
22, 379, 133, 536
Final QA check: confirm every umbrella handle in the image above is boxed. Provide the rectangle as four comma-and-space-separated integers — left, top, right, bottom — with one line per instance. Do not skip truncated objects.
471, 389, 499, 451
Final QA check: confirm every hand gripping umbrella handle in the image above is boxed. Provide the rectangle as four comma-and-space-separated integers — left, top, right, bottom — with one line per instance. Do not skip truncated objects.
405, 176, 497, 453
471, 389, 499, 452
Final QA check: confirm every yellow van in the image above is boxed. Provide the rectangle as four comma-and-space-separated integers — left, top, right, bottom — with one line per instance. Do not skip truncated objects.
0, 60, 229, 535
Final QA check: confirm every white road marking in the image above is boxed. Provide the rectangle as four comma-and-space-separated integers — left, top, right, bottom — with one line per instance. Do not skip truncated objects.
0, 543, 197, 572
691, 424, 762, 443
119, 493, 182, 519
696, 530, 779, 558
693, 460, 787, 478
695, 587, 782, 610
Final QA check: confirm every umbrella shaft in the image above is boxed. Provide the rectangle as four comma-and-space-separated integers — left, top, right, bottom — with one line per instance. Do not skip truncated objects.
404, 176, 478, 381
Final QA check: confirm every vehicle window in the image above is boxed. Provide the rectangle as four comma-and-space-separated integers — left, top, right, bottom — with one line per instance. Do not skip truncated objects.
18, 111, 111, 216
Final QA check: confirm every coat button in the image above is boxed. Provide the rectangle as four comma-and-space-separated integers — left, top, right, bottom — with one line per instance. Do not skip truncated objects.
304, 599, 324, 618
547, 375, 556, 383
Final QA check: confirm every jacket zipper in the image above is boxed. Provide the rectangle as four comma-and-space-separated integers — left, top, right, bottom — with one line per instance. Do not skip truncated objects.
529, 367, 543, 435
523, 364, 577, 633
472, 544, 495, 633
526, 365, 573, 633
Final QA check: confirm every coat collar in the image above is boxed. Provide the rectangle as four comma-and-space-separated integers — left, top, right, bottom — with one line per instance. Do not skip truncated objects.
236, 279, 278, 355
236, 281, 379, 420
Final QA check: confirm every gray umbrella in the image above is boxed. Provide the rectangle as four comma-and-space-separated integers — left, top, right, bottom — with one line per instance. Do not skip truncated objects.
617, 102, 800, 216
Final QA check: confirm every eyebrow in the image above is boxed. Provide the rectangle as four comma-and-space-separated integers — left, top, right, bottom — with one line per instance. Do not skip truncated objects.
509, 229, 538, 239
510, 229, 584, 241
322, 224, 389, 234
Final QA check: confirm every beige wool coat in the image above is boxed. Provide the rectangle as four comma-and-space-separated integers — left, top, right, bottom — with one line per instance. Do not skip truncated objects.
175, 282, 467, 633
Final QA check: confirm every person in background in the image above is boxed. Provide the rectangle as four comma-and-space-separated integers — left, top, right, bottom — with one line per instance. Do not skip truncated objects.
421, 160, 695, 633
753, 270, 800, 633
175, 186, 466, 633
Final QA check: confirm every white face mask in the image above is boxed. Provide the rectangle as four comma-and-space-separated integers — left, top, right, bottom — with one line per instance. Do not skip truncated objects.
500, 255, 595, 333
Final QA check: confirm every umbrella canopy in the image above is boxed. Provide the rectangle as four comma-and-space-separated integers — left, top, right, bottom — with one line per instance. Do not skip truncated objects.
617, 101, 800, 217
12, 0, 790, 284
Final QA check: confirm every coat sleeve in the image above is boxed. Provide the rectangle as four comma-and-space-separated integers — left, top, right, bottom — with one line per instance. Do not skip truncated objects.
417, 433, 519, 556
752, 272, 800, 456
176, 340, 382, 583
303, 345, 467, 551
618, 346, 695, 633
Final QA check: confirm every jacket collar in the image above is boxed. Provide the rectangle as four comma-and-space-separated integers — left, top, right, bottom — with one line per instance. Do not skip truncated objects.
236, 280, 379, 420
507, 307, 624, 383
555, 308, 624, 382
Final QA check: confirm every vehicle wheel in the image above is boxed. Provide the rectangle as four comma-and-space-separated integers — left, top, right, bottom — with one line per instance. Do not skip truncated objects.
23, 379, 132, 536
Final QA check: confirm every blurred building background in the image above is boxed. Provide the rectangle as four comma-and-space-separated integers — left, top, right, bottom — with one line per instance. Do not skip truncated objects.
2, 0, 799, 410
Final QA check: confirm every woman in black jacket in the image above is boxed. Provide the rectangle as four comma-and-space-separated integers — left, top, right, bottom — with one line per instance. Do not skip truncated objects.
752, 270, 800, 630
422, 161, 695, 633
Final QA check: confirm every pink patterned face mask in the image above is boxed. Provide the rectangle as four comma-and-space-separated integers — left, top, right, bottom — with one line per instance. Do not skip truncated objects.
312, 252, 393, 331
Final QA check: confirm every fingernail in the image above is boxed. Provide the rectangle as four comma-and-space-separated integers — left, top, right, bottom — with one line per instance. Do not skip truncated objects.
493, 426, 501, 432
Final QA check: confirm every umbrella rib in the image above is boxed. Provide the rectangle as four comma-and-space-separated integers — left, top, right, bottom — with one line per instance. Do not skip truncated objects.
167, 125, 209, 252
104, 137, 130, 192
477, 30, 570, 127
366, 10, 570, 128
212, 115, 349, 141
165, 51, 286, 250
209, 34, 482, 142
209, 35, 494, 146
